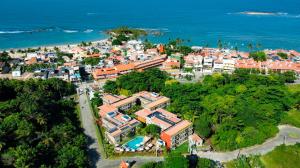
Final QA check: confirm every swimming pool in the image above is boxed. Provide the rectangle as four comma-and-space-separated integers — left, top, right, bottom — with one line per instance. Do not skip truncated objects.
123, 136, 144, 150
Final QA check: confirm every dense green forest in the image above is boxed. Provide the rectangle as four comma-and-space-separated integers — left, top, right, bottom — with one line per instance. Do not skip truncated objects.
0, 79, 88, 167
104, 68, 299, 151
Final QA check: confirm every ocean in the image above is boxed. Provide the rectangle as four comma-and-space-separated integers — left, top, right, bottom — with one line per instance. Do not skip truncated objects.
0, 0, 300, 51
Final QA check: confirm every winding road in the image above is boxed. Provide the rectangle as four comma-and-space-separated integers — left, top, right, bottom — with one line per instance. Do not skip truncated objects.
197, 125, 300, 162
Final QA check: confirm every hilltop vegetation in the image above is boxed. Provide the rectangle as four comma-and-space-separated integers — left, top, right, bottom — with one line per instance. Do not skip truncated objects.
104, 68, 299, 151
0, 79, 88, 167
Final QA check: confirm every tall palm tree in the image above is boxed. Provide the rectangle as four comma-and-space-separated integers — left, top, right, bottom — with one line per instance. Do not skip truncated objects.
247, 43, 253, 52
217, 39, 223, 49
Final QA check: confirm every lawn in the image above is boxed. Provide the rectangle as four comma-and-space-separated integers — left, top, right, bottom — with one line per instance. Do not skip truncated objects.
261, 144, 300, 168
225, 144, 300, 168
281, 109, 300, 128
171, 142, 189, 154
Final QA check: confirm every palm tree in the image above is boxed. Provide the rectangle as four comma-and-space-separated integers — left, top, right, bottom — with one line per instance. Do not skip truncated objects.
217, 39, 223, 49
256, 43, 262, 50
247, 43, 253, 52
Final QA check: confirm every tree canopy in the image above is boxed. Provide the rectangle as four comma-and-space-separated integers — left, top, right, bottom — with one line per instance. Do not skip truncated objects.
0, 79, 88, 167
249, 51, 267, 62
104, 68, 298, 151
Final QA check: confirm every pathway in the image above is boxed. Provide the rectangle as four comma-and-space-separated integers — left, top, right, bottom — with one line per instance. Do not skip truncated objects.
197, 125, 300, 162
78, 86, 103, 167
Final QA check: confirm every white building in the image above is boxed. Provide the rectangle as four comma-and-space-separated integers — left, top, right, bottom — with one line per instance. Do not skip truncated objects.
223, 59, 235, 72
12, 66, 22, 77
203, 57, 213, 74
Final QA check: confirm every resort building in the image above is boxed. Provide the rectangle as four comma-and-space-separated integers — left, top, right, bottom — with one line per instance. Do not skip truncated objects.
98, 91, 170, 144
135, 107, 193, 149
160, 120, 193, 149
99, 104, 140, 144
135, 108, 181, 130
134, 91, 170, 111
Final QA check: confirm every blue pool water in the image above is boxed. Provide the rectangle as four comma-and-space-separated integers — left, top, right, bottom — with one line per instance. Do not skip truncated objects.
1, 0, 300, 50
124, 136, 144, 150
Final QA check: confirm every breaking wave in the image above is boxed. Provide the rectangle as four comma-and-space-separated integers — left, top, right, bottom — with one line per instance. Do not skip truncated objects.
63, 30, 79, 33
228, 11, 300, 18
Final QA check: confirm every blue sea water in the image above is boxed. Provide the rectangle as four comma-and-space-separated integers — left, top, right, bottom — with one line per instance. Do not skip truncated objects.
0, 0, 300, 50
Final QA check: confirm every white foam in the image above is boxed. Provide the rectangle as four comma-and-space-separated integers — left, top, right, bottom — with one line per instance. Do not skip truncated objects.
84, 29, 94, 33
63, 30, 78, 33
0, 30, 31, 34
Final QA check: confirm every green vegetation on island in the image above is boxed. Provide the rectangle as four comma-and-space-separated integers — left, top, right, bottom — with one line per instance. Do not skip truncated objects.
103, 68, 299, 151
107, 26, 148, 45
0, 79, 88, 168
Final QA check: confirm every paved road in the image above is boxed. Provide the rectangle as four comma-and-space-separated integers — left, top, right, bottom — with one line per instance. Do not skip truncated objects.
197, 125, 300, 162
78, 88, 103, 167
100, 157, 164, 168
78, 84, 163, 168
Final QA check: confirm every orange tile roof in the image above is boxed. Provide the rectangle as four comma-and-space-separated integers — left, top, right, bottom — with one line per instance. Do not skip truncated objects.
145, 97, 170, 110
99, 104, 118, 117
135, 109, 153, 119
115, 63, 135, 72
156, 108, 179, 120
151, 117, 173, 129
111, 96, 137, 108
120, 161, 129, 168
190, 133, 202, 142
163, 120, 192, 136
26, 57, 38, 65
103, 94, 123, 104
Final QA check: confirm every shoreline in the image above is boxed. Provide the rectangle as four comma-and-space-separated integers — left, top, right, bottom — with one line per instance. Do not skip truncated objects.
0, 38, 109, 52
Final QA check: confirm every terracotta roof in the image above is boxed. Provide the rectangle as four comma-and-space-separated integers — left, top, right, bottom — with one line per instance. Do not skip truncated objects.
111, 96, 137, 108
145, 97, 170, 110
120, 161, 129, 168
99, 104, 118, 117
163, 120, 192, 136
103, 94, 123, 104
115, 63, 135, 72
151, 117, 173, 129
190, 133, 202, 142
26, 57, 37, 65
135, 109, 153, 119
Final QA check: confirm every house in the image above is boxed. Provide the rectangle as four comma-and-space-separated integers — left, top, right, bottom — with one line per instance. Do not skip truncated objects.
160, 120, 193, 149
223, 59, 235, 72
203, 57, 213, 74
12, 66, 22, 77
189, 134, 203, 147
213, 58, 223, 72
